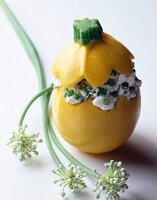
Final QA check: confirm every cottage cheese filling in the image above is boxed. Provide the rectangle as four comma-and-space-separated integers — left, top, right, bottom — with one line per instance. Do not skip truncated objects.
54, 67, 142, 111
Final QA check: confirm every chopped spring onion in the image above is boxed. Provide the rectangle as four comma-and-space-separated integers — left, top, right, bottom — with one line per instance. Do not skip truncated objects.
59, 68, 142, 111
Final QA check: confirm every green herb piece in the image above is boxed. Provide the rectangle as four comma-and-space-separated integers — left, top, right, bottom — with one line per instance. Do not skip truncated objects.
111, 70, 117, 76
107, 79, 116, 86
110, 91, 118, 97
97, 88, 107, 96
79, 82, 87, 89
86, 85, 93, 91
103, 99, 111, 105
53, 163, 86, 197
73, 18, 103, 45
129, 86, 135, 92
7, 125, 42, 161
81, 98, 86, 103
93, 160, 129, 199
74, 94, 80, 100
122, 82, 129, 90
67, 89, 75, 97
63, 90, 68, 97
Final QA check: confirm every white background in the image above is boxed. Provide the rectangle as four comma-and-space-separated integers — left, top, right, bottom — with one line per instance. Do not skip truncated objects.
0, 0, 157, 200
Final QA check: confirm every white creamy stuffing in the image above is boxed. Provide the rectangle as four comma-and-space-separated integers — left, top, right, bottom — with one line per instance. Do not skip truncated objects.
92, 96, 117, 110
54, 68, 142, 111
53, 79, 62, 88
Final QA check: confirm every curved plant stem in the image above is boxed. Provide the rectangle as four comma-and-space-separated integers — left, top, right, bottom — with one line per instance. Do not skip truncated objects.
48, 121, 99, 178
0, 0, 46, 98
17, 85, 65, 171
0, 1, 64, 169
43, 92, 65, 171
18, 85, 53, 127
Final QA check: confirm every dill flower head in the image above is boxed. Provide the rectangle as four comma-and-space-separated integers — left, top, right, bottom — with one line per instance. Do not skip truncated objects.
7, 125, 42, 161
93, 160, 130, 199
52, 163, 86, 197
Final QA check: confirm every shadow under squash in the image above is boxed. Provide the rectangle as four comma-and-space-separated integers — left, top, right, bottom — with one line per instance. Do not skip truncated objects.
85, 132, 157, 168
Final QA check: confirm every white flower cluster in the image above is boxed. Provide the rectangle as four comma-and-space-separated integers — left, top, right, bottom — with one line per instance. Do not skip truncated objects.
93, 160, 130, 199
52, 163, 86, 197
7, 125, 42, 161
63, 68, 142, 110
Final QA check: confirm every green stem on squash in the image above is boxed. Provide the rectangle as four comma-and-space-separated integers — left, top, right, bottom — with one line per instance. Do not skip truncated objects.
73, 18, 103, 45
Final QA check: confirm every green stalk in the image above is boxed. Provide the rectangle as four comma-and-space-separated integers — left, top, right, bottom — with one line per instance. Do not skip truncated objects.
17, 84, 65, 170
0, 0, 46, 96
48, 122, 99, 178
43, 92, 65, 170
18, 85, 53, 127
0, 0, 64, 169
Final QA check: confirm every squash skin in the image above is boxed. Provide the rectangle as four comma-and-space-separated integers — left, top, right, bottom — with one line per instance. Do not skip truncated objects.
52, 32, 134, 88
52, 88, 141, 154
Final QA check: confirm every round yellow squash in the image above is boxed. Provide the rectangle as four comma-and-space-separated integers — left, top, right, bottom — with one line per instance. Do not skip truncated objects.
51, 18, 141, 154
